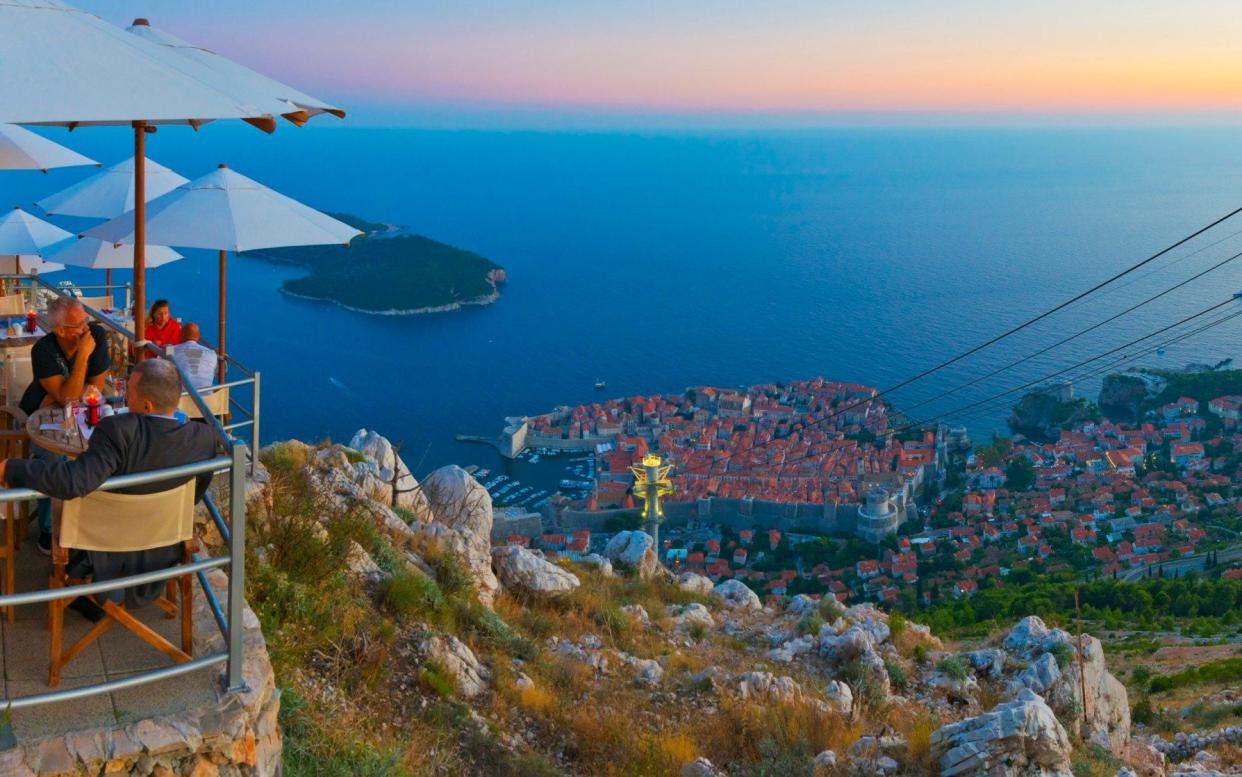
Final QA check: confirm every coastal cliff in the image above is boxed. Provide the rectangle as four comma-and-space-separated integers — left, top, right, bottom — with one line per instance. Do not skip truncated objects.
252, 213, 506, 315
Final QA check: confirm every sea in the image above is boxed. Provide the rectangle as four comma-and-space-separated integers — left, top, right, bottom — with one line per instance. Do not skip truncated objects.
4, 125, 1242, 490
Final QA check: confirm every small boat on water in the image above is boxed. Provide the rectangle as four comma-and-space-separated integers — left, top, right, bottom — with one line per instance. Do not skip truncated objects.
594, 379, 606, 390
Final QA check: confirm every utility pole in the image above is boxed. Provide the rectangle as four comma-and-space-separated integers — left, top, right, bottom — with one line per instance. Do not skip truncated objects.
1075, 589, 1091, 733
632, 453, 673, 549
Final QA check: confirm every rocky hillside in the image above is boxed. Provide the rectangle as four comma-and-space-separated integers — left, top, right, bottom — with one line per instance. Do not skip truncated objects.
238, 432, 1241, 777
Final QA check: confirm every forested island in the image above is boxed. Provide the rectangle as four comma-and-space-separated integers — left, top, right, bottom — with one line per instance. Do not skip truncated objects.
251, 213, 506, 315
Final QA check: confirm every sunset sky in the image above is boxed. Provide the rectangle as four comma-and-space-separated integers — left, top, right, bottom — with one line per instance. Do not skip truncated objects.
74, 0, 1242, 127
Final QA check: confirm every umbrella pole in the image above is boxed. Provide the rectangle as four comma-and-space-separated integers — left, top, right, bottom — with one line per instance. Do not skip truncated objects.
132, 122, 147, 362
218, 249, 226, 382
105, 268, 111, 303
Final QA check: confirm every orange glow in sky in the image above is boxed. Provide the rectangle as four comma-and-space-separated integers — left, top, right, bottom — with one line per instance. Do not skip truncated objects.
73, 1, 1242, 121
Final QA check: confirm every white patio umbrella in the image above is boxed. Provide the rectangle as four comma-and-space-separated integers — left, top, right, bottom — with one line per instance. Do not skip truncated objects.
37, 155, 189, 295
0, 0, 345, 355
0, 208, 73, 275
86, 164, 361, 377
50, 238, 181, 270
37, 156, 188, 218
0, 207, 69, 296
0, 123, 97, 171
125, 19, 345, 127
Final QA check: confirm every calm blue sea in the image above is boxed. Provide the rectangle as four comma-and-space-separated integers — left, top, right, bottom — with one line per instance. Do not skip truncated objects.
4, 126, 1242, 477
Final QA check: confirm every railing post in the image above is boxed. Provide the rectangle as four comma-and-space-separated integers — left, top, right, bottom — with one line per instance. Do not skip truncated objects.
250, 371, 261, 476
225, 440, 249, 693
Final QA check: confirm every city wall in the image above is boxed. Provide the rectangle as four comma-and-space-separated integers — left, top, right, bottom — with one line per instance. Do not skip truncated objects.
556, 498, 859, 535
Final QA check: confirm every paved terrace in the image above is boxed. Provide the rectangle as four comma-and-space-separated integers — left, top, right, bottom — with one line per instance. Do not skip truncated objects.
0, 519, 279, 776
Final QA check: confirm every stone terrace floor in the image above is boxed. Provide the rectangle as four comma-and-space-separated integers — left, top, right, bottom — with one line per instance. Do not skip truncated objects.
1, 519, 221, 743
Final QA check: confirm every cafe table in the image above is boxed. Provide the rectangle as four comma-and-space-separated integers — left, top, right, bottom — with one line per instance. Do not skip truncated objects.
25, 404, 92, 458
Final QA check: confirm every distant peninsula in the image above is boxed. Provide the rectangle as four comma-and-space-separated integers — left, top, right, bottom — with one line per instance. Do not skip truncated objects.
250, 213, 506, 315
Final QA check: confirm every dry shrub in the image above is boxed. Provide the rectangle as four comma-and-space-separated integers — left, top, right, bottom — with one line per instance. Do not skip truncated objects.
548, 656, 597, 699
696, 695, 858, 768
664, 651, 707, 678
516, 684, 556, 716
887, 705, 939, 775
627, 732, 699, 775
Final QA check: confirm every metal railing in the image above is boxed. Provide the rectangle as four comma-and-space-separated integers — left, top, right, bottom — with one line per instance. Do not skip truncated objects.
23, 276, 263, 474
0, 276, 257, 707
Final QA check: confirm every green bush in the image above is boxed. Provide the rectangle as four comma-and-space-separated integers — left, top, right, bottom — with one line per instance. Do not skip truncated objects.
1131, 666, 1152, 685
912, 643, 929, 663
796, 614, 825, 637
888, 611, 907, 640
1131, 696, 1154, 725
419, 661, 457, 699
1048, 640, 1072, 669
937, 656, 968, 682
383, 572, 445, 618
885, 659, 909, 691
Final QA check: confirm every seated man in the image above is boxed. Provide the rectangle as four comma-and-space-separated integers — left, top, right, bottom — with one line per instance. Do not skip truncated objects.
1, 359, 219, 621
19, 296, 111, 553
171, 322, 218, 390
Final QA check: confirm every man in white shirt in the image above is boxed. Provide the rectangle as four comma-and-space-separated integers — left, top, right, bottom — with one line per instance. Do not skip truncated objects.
171, 322, 218, 390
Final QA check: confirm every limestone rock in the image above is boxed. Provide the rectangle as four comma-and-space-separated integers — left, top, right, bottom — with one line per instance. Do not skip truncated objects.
622, 604, 650, 624
491, 545, 580, 599
1047, 635, 1130, 757
711, 579, 762, 611
814, 750, 837, 769
737, 671, 805, 704
930, 689, 1073, 777
418, 465, 499, 607
766, 634, 815, 663
825, 680, 853, 716
964, 648, 1007, 680
786, 594, 819, 617
672, 603, 716, 631
423, 634, 489, 698
348, 429, 431, 518
580, 553, 615, 577
345, 540, 387, 583
1012, 652, 1061, 695
1122, 739, 1165, 777
603, 531, 661, 579
411, 521, 500, 607
677, 572, 715, 595
1001, 616, 1129, 756
682, 758, 726, 777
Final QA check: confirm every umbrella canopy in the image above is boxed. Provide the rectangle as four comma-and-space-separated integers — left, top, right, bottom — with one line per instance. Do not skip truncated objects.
85, 165, 362, 252
37, 156, 189, 218
0, 256, 64, 275
0, 208, 72, 275
126, 19, 345, 127
0, 0, 279, 129
0, 123, 97, 171
0, 207, 73, 257
50, 238, 181, 270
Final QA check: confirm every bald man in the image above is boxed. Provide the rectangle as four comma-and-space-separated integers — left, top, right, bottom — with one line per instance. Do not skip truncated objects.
171, 322, 218, 389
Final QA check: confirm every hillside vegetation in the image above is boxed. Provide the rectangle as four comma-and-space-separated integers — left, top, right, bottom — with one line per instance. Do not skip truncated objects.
226, 434, 1239, 777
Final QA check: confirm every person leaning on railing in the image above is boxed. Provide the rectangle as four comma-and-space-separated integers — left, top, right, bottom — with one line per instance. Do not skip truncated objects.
17, 296, 111, 554
0, 359, 218, 623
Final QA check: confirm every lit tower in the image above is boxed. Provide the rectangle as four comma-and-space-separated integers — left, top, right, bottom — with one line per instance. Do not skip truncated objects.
631, 453, 674, 548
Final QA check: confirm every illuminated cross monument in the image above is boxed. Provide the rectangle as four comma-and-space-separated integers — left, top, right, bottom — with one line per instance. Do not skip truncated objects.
631, 453, 674, 549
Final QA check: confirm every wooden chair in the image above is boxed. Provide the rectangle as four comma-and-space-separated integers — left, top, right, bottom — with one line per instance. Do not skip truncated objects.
76, 295, 113, 313
0, 430, 30, 622
0, 293, 26, 317
48, 480, 196, 687
177, 386, 230, 420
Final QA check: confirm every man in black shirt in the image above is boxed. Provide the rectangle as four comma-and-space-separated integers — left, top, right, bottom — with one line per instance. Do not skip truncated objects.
2, 359, 217, 620
19, 296, 111, 552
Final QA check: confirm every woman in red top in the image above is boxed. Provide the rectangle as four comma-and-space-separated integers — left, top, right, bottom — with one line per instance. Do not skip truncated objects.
146, 299, 182, 349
